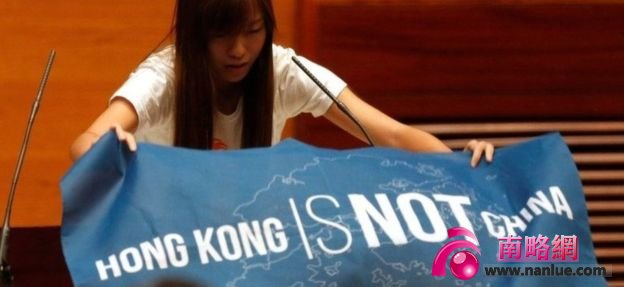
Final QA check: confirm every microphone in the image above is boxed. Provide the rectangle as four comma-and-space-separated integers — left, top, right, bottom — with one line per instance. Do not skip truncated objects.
0, 49, 56, 285
291, 56, 375, 147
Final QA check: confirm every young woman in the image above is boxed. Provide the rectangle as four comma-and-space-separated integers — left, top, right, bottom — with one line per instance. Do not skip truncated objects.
70, 0, 494, 166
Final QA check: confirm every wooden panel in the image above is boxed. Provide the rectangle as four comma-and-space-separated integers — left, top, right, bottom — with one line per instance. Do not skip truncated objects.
0, 0, 176, 227
593, 233, 624, 243
585, 186, 624, 197
309, 2, 624, 120
296, 0, 624, 149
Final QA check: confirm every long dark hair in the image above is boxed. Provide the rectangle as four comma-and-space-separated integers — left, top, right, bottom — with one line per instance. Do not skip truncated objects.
173, 0, 275, 149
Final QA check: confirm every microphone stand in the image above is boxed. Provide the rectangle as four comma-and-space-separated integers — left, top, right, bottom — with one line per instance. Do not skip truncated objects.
0, 49, 56, 286
291, 56, 375, 147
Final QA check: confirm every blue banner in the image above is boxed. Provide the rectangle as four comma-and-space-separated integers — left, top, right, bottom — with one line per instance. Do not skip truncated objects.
61, 133, 606, 286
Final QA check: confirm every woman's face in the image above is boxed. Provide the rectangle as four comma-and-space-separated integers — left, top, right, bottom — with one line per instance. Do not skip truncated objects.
208, 5, 266, 87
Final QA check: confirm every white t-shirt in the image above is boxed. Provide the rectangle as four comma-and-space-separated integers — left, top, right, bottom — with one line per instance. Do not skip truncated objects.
111, 44, 347, 149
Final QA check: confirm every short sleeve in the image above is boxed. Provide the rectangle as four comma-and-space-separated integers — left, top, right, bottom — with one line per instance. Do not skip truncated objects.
110, 46, 176, 131
273, 45, 347, 118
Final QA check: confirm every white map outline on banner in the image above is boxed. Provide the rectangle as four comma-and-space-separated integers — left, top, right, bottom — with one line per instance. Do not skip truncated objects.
227, 153, 497, 287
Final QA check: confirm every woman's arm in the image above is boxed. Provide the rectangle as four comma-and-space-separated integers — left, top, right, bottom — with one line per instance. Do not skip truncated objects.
323, 88, 494, 166
70, 98, 139, 161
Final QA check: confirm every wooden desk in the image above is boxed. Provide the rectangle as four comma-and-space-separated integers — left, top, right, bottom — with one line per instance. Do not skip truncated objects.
5, 227, 71, 286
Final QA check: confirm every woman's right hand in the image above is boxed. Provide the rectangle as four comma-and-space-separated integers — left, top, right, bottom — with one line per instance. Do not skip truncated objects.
70, 124, 137, 161
70, 98, 139, 162
111, 124, 137, 152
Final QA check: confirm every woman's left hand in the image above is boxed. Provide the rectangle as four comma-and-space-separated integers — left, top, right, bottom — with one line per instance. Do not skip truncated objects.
464, 139, 495, 167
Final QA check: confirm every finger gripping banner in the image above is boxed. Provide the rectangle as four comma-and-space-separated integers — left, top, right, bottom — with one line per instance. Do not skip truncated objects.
60, 133, 606, 287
